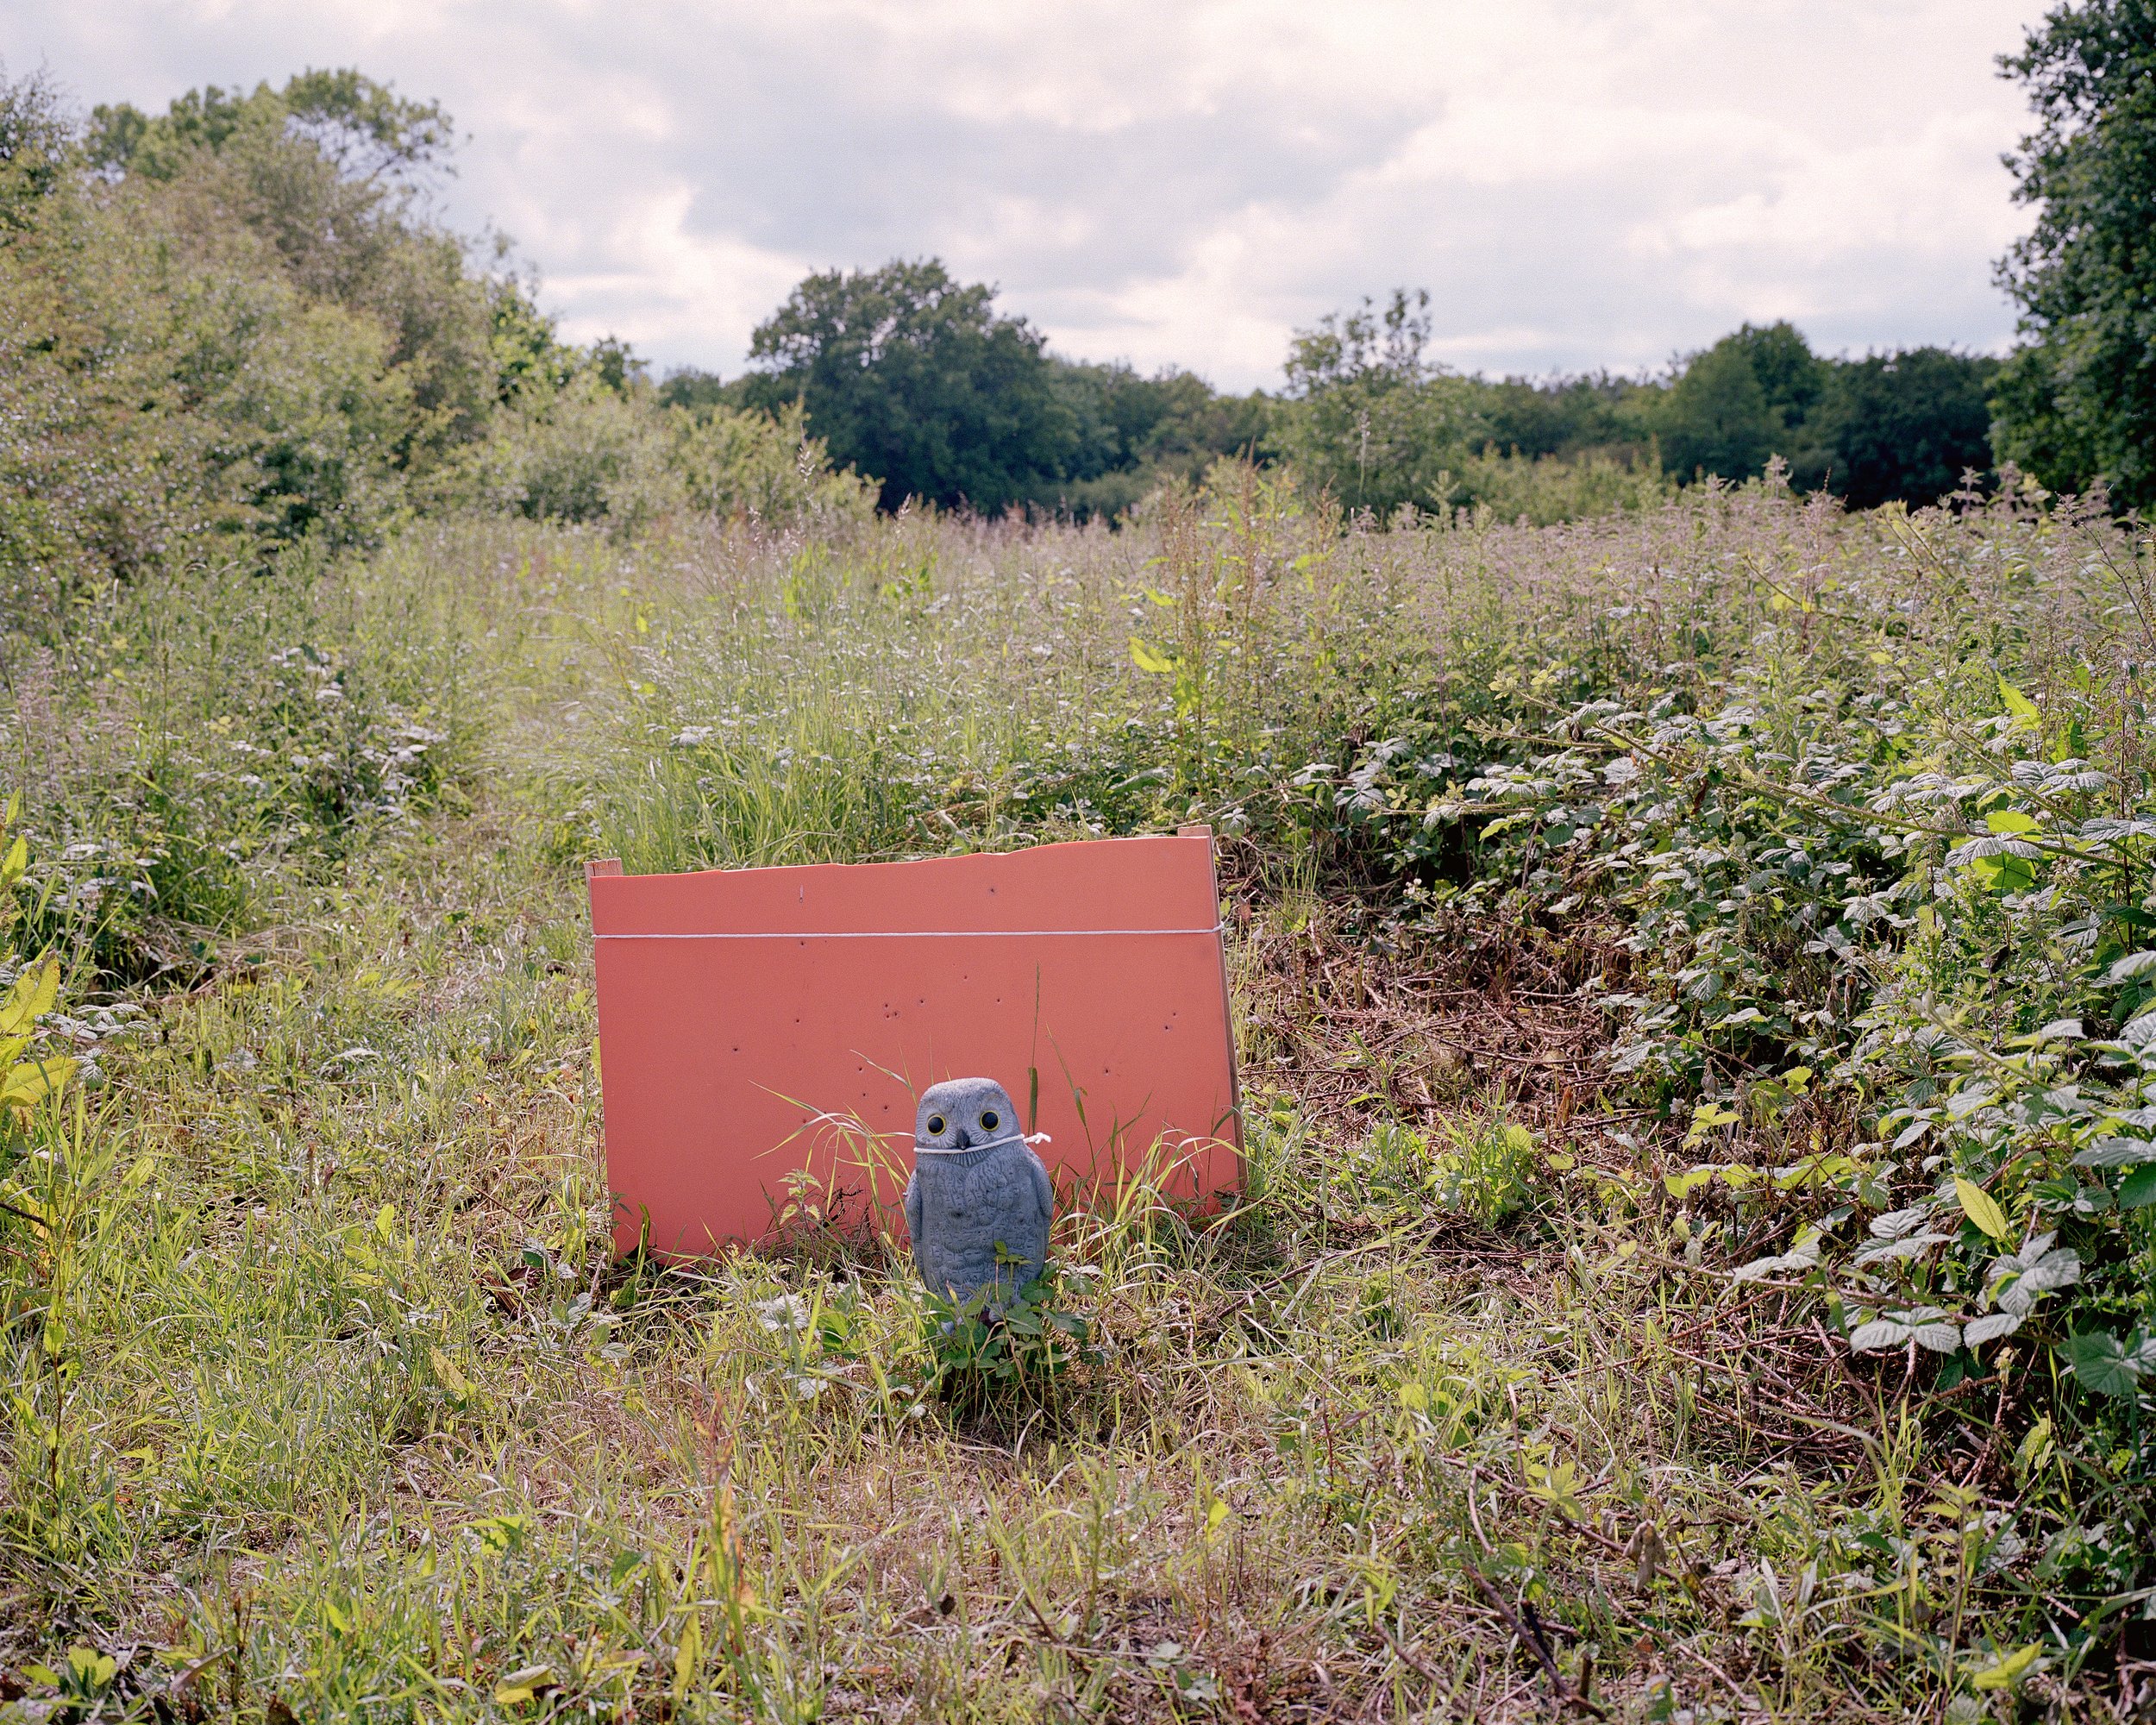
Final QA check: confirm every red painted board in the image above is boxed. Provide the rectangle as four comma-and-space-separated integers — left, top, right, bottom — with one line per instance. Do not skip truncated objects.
587, 832, 1241, 1258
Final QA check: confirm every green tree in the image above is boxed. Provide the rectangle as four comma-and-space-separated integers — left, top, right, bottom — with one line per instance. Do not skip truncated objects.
1031, 361, 1269, 518
1272, 290, 1676, 519
743, 259, 1073, 512
1656, 322, 1834, 485
1727, 320, 1829, 428
1813, 348, 1999, 509
0, 62, 69, 229
85, 69, 452, 190
1275, 289, 1500, 518
0, 60, 875, 614
487, 275, 581, 406
79, 69, 498, 468
657, 367, 734, 412
588, 335, 649, 396
1658, 339, 1774, 482
1481, 373, 1644, 461
1993, 0, 2156, 505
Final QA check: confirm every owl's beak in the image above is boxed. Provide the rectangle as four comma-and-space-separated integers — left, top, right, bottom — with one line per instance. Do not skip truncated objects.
953, 1126, 974, 1148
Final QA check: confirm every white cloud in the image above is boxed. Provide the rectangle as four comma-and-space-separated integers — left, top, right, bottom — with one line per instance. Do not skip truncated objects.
536, 185, 808, 355
10, 0, 2037, 386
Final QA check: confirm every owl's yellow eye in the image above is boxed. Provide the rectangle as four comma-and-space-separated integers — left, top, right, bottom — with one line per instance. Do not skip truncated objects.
980, 1110, 1000, 1132
926, 1114, 946, 1136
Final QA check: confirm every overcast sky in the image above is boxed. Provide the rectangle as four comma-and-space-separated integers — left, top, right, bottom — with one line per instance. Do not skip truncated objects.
12, 0, 2042, 390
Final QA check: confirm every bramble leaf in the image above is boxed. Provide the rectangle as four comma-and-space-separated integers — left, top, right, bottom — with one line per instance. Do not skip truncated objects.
2106, 950, 2156, 982
1852, 1308, 1960, 1353
2063, 1329, 2143, 1398
2072, 1136, 2156, 1167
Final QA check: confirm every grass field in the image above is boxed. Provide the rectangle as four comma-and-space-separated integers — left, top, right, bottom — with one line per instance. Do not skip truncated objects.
3, 473, 2153, 1722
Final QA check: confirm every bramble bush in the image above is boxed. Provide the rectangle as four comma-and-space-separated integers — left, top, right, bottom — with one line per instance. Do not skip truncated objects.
1294, 478, 2156, 1546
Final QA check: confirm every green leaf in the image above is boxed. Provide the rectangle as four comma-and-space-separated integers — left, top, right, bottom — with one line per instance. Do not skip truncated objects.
1912, 1316, 1962, 1352
2106, 950, 2156, 982
2063, 1329, 2143, 1398
1968, 1644, 2040, 1691
1985, 808, 2038, 835
1969, 850, 2038, 893
1683, 1101, 1739, 1147
0, 957, 60, 1037
473, 1512, 532, 1553
2119, 1164, 2156, 1208
2071, 1136, 2156, 1168
429, 1346, 471, 1400
1953, 1176, 2012, 1244
1965, 1311, 2022, 1346
65, 1647, 115, 1690
1992, 1245, 2079, 1316
1129, 637, 1175, 674
1998, 678, 2040, 725
1, 1054, 75, 1110
1851, 1309, 1961, 1353
495, 1666, 554, 1706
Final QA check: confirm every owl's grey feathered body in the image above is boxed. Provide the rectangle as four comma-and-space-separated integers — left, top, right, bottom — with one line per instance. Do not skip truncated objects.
903, 1076, 1054, 1308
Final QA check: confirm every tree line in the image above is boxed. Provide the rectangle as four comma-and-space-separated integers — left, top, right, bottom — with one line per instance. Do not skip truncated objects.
665, 266, 1998, 524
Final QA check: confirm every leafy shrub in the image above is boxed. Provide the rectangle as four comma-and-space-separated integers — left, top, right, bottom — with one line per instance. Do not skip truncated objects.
922, 1271, 1096, 1419
1, 549, 470, 980
490, 378, 685, 530
1300, 484, 2156, 1450
667, 399, 875, 527
0, 61, 872, 618
0, 65, 515, 621
1318, 1115, 1540, 1226
1447, 447, 1673, 526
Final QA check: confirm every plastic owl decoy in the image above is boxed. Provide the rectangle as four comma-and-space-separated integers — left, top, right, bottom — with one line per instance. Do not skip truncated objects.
902, 1076, 1054, 1308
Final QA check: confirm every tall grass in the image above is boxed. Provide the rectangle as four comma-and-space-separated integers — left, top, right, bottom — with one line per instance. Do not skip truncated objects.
2, 471, 2151, 1719
567, 475, 1371, 874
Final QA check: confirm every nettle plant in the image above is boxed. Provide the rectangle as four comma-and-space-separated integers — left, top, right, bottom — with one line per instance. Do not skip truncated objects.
1311, 645, 2156, 1409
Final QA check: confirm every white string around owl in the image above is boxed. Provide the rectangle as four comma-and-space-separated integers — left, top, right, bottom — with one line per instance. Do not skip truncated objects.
910, 1091, 1052, 1156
